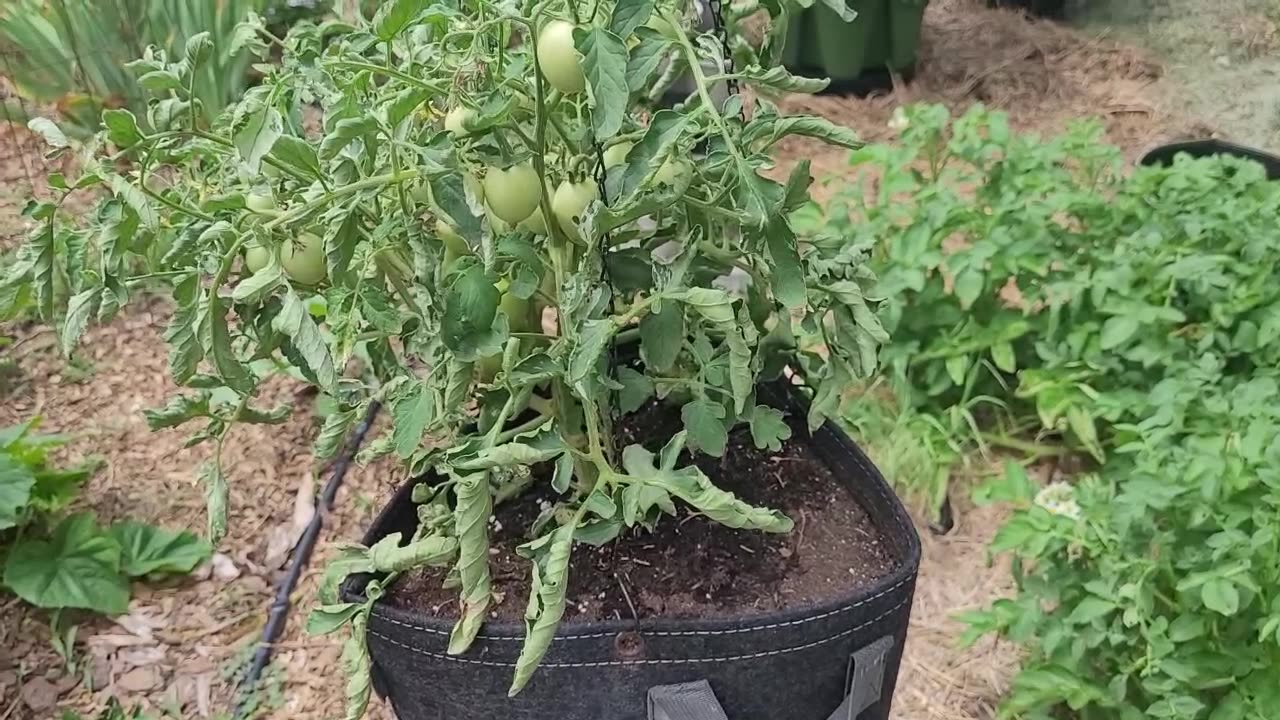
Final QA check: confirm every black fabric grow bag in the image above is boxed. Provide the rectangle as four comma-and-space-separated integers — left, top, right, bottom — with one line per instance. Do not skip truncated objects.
1139, 139, 1280, 180
341, 382, 922, 720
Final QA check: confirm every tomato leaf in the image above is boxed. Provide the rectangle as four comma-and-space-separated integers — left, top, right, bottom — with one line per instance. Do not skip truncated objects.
273, 291, 338, 393
101, 109, 143, 149
232, 257, 284, 305
314, 408, 358, 461
509, 521, 575, 696
617, 367, 654, 413
640, 303, 683, 372
625, 28, 670, 94
199, 461, 228, 543
619, 110, 686, 199
269, 135, 322, 179
430, 174, 483, 244
765, 216, 807, 309
204, 294, 255, 395
736, 65, 829, 94
0, 454, 36, 531
110, 521, 211, 577
681, 398, 728, 456
232, 106, 283, 174
28, 223, 55, 322
441, 264, 502, 361
576, 27, 629, 141
749, 405, 792, 452
164, 275, 203, 384
3, 513, 129, 614
448, 471, 493, 655
392, 381, 436, 459
610, 0, 654, 38
324, 208, 362, 284
374, 0, 429, 41
60, 288, 98, 357
746, 114, 861, 151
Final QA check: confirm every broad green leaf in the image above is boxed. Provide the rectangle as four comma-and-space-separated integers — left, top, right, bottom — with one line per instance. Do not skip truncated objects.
640, 303, 683, 372
320, 115, 378, 160
110, 521, 211, 577
509, 522, 576, 695
552, 452, 575, 493
233, 106, 283, 174
273, 291, 338, 393
324, 209, 362, 283
430, 174, 483, 243
231, 257, 284, 305
1202, 579, 1239, 616
3, 513, 128, 614
0, 454, 36, 530
610, 0, 654, 37
441, 264, 501, 361
621, 436, 792, 531
374, 0, 429, 40
101, 109, 143, 149
392, 382, 436, 459
183, 31, 213, 69
342, 611, 373, 720
61, 288, 98, 357
205, 294, 255, 395
1100, 315, 1140, 350
681, 398, 728, 456
617, 367, 654, 413
448, 471, 492, 655
625, 29, 670, 94
673, 288, 735, 324
29, 224, 55, 321
737, 65, 829, 94
315, 408, 358, 461
953, 267, 983, 310
991, 342, 1017, 373
27, 117, 67, 148
748, 115, 861, 151
576, 28, 629, 141
268, 135, 322, 179
749, 406, 791, 452
457, 442, 565, 470
236, 403, 292, 424
568, 318, 616, 386
368, 532, 458, 571
619, 110, 686, 199
307, 602, 361, 636
164, 276, 203, 384
199, 462, 228, 543
144, 393, 211, 430
765, 217, 806, 308
1066, 596, 1115, 625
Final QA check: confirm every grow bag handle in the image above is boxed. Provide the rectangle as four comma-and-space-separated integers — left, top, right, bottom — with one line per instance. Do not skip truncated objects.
647, 636, 895, 720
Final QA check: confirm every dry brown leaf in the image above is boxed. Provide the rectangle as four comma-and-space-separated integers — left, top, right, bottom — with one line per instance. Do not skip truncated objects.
21, 676, 62, 711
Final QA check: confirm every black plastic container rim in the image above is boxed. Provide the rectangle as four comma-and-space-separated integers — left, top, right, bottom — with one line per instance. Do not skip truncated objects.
1139, 138, 1280, 180
343, 379, 923, 644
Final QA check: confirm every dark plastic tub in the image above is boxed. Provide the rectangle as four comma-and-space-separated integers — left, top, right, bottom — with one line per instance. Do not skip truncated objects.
782, 0, 929, 96
987, 0, 1066, 18
1139, 139, 1280, 180
342, 381, 922, 720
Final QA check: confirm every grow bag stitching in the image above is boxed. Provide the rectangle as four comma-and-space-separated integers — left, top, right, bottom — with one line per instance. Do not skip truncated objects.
371, 574, 911, 641
367, 598, 908, 667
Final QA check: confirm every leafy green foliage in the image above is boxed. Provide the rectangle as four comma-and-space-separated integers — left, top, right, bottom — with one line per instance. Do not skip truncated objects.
811, 104, 1280, 718
1, 420, 210, 615
7, 0, 881, 697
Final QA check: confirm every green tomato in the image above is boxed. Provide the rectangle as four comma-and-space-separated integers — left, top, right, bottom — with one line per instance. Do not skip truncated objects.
500, 290, 536, 334
465, 172, 485, 203
282, 231, 327, 285
519, 206, 549, 235
551, 180, 599, 241
537, 20, 586, 94
436, 219, 470, 255
244, 242, 271, 273
484, 162, 541, 224
654, 157, 691, 188
246, 192, 276, 214
444, 106, 474, 137
602, 142, 633, 169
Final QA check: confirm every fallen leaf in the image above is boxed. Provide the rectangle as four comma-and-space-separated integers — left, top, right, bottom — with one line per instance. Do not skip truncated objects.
264, 473, 317, 570
116, 666, 163, 692
116, 645, 167, 669
195, 672, 213, 717
88, 633, 154, 649
21, 676, 61, 712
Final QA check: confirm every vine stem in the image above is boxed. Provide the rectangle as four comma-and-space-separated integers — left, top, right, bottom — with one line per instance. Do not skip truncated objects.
263, 170, 418, 231
665, 10, 747, 167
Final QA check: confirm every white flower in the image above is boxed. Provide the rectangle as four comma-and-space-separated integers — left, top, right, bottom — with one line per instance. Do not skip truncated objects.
1035, 481, 1081, 520
888, 107, 910, 132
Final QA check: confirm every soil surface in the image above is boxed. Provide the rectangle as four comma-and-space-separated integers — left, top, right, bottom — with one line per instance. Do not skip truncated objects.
386, 400, 899, 623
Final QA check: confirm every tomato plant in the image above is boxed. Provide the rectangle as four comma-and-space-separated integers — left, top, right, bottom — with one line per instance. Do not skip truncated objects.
1, 0, 877, 708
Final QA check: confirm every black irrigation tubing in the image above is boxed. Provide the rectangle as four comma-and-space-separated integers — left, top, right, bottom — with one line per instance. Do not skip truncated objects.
233, 400, 382, 718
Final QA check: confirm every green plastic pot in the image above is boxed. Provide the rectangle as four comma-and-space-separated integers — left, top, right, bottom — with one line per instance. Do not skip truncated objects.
783, 0, 928, 82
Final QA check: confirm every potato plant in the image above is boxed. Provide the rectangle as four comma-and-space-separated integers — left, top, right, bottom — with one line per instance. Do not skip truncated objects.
0, 0, 885, 705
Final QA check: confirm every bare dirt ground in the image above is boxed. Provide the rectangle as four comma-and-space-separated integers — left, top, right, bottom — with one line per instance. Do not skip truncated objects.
0, 1, 1249, 719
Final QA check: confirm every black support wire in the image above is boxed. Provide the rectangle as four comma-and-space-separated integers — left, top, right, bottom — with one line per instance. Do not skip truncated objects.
233, 401, 383, 719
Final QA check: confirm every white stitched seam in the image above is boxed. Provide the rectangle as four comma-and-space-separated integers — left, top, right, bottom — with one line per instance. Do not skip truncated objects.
367, 599, 907, 668
373, 574, 911, 642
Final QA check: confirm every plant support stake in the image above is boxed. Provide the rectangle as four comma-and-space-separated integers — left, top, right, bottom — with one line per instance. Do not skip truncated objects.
233, 401, 382, 718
